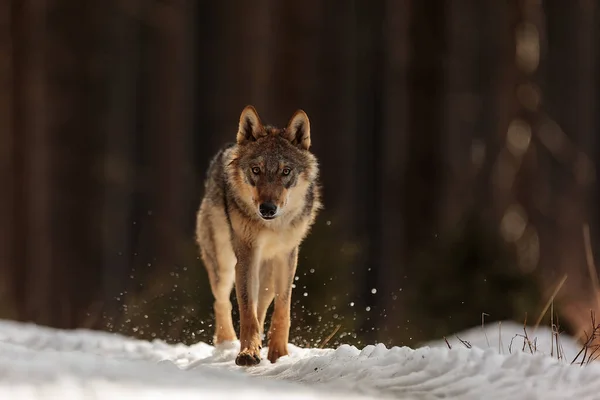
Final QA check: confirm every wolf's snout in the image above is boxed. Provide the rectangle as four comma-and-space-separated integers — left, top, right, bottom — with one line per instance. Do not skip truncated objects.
259, 202, 278, 219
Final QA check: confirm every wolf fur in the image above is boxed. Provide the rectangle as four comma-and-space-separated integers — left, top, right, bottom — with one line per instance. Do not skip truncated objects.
195, 105, 322, 366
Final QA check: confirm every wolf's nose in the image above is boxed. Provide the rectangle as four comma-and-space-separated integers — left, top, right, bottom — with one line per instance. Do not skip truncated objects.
259, 202, 278, 218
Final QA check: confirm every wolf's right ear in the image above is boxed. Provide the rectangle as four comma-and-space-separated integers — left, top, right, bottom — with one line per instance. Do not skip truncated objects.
237, 105, 265, 144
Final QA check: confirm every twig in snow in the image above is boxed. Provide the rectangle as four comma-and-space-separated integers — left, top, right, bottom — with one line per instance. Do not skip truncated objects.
522, 314, 534, 354
508, 334, 518, 354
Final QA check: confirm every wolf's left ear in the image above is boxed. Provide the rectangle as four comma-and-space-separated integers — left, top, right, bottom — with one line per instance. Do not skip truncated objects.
284, 110, 311, 150
237, 105, 265, 144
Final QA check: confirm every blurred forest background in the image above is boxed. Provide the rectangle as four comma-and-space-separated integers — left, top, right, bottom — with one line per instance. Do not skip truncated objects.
1, 0, 600, 349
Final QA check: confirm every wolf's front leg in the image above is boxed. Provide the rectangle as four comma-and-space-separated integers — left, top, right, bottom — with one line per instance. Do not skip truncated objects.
234, 243, 262, 366
267, 247, 298, 363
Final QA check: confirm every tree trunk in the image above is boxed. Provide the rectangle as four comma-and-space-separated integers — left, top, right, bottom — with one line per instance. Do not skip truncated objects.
12, 0, 54, 326
0, 0, 16, 318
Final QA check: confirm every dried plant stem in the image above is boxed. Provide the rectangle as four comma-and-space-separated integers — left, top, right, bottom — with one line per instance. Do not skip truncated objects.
456, 335, 472, 349
318, 324, 341, 349
533, 274, 568, 333
498, 321, 503, 354
571, 310, 600, 365
551, 302, 555, 358
583, 223, 600, 312
522, 315, 534, 354
572, 224, 600, 344
482, 312, 490, 348
443, 336, 452, 349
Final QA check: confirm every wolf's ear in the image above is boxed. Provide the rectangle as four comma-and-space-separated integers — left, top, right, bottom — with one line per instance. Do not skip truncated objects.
237, 105, 265, 144
284, 110, 311, 150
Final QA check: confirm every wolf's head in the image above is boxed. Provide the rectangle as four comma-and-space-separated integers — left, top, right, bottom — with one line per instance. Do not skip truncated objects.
228, 105, 318, 221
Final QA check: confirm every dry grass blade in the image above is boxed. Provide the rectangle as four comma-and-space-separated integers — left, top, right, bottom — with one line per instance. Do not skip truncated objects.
571, 310, 600, 365
587, 344, 600, 364
456, 335, 472, 349
443, 336, 452, 349
552, 310, 565, 361
533, 274, 568, 333
551, 302, 554, 358
572, 225, 600, 345
552, 323, 565, 361
583, 224, 600, 312
482, 312, 490, 348
318, 324, 341, 349
498, 321, 503, 354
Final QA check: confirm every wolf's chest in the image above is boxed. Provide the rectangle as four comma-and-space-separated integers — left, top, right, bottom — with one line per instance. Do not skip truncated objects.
255, 224, 307, 260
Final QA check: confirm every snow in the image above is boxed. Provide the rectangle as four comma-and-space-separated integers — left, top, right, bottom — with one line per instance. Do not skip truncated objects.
1, 319, 600, 399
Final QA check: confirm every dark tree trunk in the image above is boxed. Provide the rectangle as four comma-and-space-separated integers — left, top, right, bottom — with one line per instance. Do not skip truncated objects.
12, 0, 55, 326
0, 0, 16, 317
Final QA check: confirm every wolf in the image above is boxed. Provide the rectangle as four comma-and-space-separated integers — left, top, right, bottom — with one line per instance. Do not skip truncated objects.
195, 105, 322, 366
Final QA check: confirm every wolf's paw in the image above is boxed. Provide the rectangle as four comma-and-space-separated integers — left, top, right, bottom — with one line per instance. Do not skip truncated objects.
267, 341, 288, 364
235, 347, 261, 366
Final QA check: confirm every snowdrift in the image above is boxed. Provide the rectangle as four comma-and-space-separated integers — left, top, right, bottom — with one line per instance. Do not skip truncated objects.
0, 319, 599, 399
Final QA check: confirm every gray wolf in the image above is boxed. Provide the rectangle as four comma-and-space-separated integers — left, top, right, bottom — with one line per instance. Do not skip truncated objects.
195, 105, 322, 366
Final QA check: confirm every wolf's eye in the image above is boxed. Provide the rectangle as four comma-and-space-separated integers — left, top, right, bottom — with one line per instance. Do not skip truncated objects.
282, 167, 291, 176
251, 167, 261, 175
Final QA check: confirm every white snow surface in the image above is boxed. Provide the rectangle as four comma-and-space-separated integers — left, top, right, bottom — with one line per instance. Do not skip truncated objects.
1, 319, 600, 399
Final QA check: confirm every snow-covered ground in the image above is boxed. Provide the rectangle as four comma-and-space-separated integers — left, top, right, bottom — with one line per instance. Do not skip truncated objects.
1, 319, 600, 399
